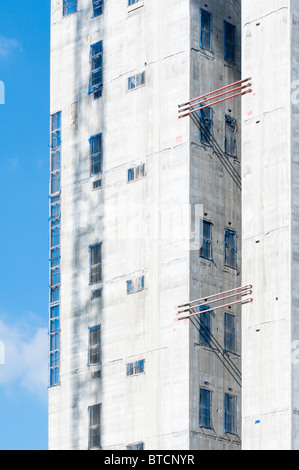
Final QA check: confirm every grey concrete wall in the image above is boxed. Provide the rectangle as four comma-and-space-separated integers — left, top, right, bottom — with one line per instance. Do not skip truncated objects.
189, 0, 242, 450
242, 0, 293, 450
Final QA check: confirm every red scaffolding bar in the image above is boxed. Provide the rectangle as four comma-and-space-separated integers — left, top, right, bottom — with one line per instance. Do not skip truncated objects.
178, 78, 252, 119
176, 285, 253, 322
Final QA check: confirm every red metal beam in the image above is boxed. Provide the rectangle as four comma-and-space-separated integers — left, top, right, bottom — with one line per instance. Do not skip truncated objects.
178, 89, 252, 119
178, 77, 251, 108
177, 297, 253, 322
178, 83, 251, 114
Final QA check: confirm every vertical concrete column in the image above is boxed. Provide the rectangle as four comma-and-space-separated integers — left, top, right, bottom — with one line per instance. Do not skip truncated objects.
242, 0, 293, 450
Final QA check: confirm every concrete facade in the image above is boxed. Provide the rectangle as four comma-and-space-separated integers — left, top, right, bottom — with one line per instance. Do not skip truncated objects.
189, 0, 242, 450
49, 0, 242, 450
242, 0, 299, 450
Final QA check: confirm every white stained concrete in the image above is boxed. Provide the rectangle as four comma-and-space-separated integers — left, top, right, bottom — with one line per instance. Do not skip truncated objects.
49, 0, 242, 451
49, 0, 191, 450
241, 0, 299, 450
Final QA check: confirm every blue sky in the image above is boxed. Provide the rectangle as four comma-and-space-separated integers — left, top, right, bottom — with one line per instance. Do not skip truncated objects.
0, 1, 50, 450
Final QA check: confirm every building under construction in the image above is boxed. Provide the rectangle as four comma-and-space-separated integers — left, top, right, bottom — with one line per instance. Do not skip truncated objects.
48, 0, 242, 450
49, 0, 299, 451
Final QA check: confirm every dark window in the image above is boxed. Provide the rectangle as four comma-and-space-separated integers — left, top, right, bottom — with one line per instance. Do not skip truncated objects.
127, 442, 144, 450
93, 180, 102, 190
51, 151, 61, 172
199, 305, 211, 346
224, 229, 237, 268
225, 115, 237, 157
51, 227, 60, 248
49, 305, 60, 387
50, 112, 61, 151
50, 268, 61, 287
90, 134, 102, 175
200, 219, 212, 260
128, 72, 145, 90
89, 404, 101, 450
90, 243, 102, 284
127, 276, 145, 294
63, 0, 77, 16
225, 394, 237, 434
50, 358, 60, 387
126, 359, 145, 376
128, 168, 135, 182
127, 163, 145, 182
50, 247, 61, 268
224, 313, 236, 353
51, 172, 61, 195
89, 326, 101, 365
51, 112, 61, 133
92, 0, 104, 17
50, 287, 60, 304
128, 0, 141, 6
199, 106, 213, 145
89, 42, 103, 99
199, 389, 212, 429
200, 9, 212, 51
91, 288, 102, 300
49, 112, 62, 389
224, 21, 236, 63
50, 202, 60, 223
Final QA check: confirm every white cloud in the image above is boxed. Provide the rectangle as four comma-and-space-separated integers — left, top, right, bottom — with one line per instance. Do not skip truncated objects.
0, 317, 48, 402
0, 36, 22, 59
